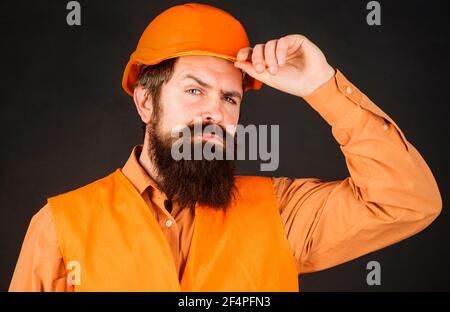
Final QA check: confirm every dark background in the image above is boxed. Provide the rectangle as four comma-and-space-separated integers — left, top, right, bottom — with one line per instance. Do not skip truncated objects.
1, 0, 449, 291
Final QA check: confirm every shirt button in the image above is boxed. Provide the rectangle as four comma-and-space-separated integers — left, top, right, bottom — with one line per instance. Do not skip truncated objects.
382, 123, 389, 130
165, 219, 173, 228
345, 86, 353, 95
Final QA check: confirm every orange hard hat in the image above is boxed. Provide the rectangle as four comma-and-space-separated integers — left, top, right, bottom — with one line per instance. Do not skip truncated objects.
122, 3, 263, 96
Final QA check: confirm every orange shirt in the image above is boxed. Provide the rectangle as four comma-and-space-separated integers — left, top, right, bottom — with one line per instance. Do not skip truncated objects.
9, 69, 442, 292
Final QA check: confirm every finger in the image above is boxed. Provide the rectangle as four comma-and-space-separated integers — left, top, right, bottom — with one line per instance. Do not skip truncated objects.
275, 36, 289, 66
251, 44, 266, 73
264, 39, 279, 75
281, 34, 307, 60
234, 60, 267, 82
236, 47, 252, 62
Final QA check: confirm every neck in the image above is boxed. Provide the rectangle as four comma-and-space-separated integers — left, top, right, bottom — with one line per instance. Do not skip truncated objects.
138, 136, 162, 187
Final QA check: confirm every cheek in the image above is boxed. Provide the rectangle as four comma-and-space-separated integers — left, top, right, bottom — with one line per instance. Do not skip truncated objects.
223, 106, 240, 126
159, 99, 194, 131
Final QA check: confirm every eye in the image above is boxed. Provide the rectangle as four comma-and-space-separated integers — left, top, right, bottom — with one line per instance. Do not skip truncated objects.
186, 88, 201, 95
224, 96, 237, 105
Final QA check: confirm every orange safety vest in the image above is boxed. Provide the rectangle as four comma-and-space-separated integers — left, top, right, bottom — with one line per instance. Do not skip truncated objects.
48, 169, 299, 291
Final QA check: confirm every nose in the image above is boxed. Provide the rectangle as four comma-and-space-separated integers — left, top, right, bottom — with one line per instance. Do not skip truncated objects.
200, 98, 224, 124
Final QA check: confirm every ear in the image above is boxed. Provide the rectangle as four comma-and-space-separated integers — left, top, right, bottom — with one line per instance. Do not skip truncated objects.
133, 85, 153, 124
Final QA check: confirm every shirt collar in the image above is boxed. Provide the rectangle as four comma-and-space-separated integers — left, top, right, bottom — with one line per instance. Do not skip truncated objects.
121, 144, 159, 195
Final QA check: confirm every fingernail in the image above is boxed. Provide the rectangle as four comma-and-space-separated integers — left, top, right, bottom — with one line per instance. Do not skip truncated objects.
269, 66, 277, 74
256, 63, 264, 72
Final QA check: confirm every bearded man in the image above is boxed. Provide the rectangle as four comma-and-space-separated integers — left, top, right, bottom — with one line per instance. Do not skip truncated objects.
9, 3, 442, 292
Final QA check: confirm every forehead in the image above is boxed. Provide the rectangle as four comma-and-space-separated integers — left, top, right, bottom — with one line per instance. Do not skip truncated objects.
172, 56, 243, 87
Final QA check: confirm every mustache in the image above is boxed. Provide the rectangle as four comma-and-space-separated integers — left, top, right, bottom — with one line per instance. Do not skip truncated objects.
169, 121, 236, 149
184, 121, 231, 138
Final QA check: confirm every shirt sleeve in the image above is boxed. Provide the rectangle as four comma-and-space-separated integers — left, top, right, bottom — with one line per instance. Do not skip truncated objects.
9, 204, 73, 292
273, 69, 442, 274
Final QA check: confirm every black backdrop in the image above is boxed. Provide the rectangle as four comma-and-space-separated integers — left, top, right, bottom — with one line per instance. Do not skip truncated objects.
1, 0, 449, 291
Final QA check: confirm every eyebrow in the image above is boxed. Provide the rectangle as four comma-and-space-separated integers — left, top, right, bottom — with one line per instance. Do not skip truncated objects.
180, 74, 243, 101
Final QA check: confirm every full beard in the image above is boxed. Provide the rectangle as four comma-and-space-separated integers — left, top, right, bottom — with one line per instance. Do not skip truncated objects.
146, 120, 237, 213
